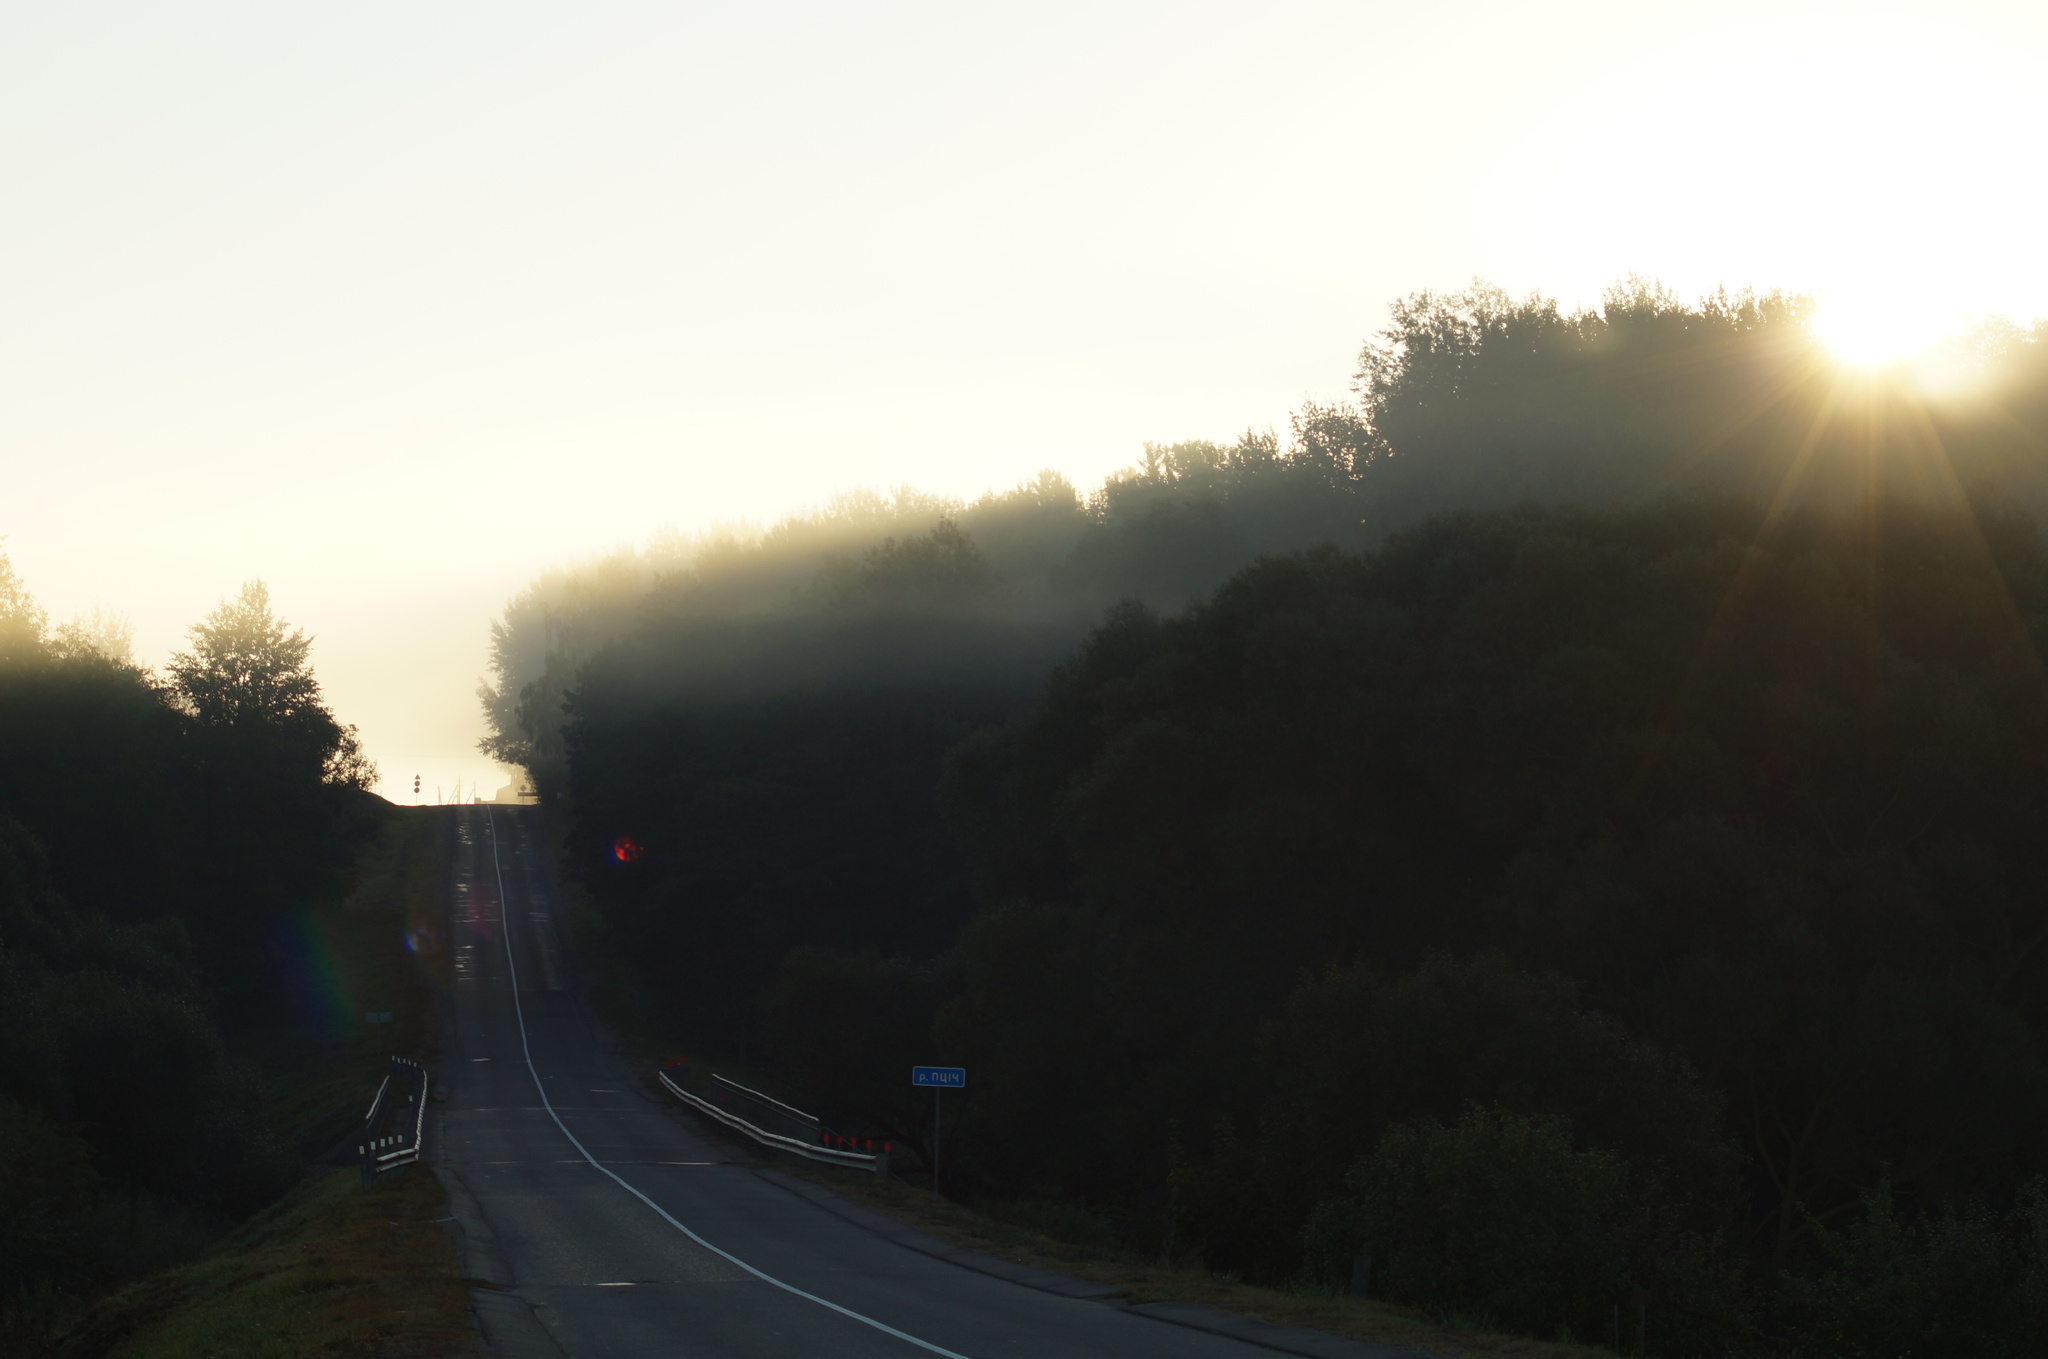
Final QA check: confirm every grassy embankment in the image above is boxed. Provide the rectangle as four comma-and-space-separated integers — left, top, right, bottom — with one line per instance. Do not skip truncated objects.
52, 806, 477, 1359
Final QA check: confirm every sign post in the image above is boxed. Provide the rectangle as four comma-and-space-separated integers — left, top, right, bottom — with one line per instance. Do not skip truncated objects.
911, 1066, 965, 1194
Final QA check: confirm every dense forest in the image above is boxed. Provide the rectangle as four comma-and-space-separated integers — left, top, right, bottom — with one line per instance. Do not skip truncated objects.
483, 282, 2048, 1356
0, 568, 379, 1334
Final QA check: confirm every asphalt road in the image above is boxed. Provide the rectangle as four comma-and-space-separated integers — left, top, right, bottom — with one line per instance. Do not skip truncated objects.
432, 805, 1400, 1359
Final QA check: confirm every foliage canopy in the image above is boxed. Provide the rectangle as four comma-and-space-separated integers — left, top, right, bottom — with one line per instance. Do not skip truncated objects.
485, 283, 2048, 1354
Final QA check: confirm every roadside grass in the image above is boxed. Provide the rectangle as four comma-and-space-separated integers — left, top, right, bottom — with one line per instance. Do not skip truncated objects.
775, 1161, 1614, 1359
56, 1166, 475, 1359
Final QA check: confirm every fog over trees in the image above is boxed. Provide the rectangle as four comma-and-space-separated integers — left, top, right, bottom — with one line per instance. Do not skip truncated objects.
484, 281, 2048, 1355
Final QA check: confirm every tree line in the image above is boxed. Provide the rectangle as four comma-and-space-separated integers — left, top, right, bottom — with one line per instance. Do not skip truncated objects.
487, 282, 2048, 1355
0, 568, 377, 1330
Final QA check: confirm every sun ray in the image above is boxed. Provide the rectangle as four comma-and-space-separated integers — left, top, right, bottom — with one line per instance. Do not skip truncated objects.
1625, 338, 1836, 510
1890, 389, 2048, 684
1626, 376, 1854, 805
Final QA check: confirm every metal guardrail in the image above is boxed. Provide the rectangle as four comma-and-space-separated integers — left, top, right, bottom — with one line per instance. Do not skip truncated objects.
358, 1055, 428, 1188
657, 1066, 891, 1176
706, 1072, 825, 1143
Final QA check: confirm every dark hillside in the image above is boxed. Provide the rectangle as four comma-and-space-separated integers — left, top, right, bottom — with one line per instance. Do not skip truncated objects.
491, 286, 2048, 1354
938, 501, 2048, 1253
0, 568, 394, 1345
753, 497, 2048, 1353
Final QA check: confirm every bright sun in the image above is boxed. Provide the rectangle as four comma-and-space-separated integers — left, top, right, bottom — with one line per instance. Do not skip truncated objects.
1809, 295, 1952, 369
1541, 36, 2048, 381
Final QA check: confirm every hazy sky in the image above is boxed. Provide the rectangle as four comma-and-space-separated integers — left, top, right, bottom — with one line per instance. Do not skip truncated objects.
5, 0, 2045, 802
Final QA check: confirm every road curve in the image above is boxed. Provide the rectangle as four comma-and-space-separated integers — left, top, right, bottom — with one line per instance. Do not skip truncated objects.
431, 806, 1400, 1359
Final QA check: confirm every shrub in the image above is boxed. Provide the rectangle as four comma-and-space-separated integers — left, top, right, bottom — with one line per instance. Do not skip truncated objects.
1305, 1106, 1748, 1355
1783, 1181, 2048, 1359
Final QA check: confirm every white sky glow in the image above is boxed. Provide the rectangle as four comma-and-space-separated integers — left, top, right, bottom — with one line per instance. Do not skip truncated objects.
4, 0, 2044, 801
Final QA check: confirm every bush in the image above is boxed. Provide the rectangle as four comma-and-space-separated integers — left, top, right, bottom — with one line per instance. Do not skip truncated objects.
1256, 954, 1738, 1248
1783, 1181, 2048, 1359
1305, 1106, 1748, 1355
0, 1097, 98, 1298
0, 818, 290, 1306
758, 947, 942, 1153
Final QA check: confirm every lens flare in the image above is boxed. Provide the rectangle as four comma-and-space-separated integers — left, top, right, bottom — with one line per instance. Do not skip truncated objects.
273, 906, 355, 1039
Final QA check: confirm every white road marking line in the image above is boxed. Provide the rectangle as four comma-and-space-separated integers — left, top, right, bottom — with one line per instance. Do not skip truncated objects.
482, 807, 969, 1359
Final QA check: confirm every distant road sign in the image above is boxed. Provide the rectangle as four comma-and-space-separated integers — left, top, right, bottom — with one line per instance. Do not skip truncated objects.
911, 1066, 965, 1088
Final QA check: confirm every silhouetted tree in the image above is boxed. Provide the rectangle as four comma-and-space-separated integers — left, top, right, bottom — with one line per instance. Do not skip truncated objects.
169, 581, 344, 762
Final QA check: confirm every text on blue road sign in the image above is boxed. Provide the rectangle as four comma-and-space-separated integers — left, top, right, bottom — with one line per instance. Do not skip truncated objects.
912, 1066, 966, 1088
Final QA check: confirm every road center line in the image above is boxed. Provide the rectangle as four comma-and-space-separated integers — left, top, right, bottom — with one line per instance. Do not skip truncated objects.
481, 807, 970, 1359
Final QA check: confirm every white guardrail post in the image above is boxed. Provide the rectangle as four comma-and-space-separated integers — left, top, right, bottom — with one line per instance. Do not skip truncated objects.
656, 1067, 892, 1176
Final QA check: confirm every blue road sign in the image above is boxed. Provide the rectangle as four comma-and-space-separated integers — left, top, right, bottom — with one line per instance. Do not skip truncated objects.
911, 1065, 965, 1088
